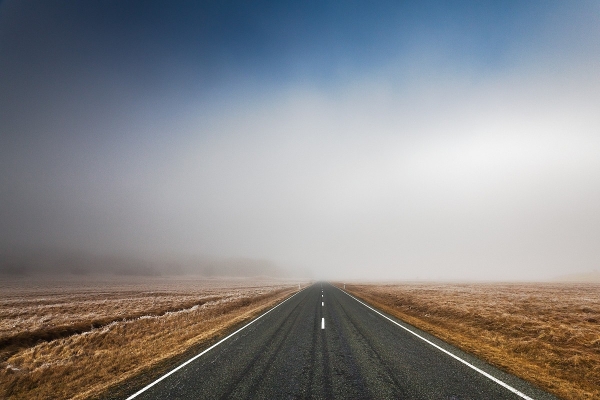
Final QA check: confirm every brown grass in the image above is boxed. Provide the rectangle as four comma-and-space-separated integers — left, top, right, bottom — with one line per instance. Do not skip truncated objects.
340, 282, 600, 400
0, 277, 304, 399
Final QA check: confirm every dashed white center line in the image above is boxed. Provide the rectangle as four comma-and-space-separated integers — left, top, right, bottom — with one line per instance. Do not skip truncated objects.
322, 302, 324, 306
321, 318, 325, 329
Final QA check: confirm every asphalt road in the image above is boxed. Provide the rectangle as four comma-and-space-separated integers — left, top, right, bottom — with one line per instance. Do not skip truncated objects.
126, 283, 559, 399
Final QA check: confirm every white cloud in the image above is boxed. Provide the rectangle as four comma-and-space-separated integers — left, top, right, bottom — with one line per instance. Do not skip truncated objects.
117, 55, 598, 280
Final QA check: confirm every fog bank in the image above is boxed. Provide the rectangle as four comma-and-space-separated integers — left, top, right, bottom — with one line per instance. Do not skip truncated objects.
1, 1, 599, 281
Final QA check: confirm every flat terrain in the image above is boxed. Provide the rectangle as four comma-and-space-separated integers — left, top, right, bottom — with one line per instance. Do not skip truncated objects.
0, 277, 300, 399
343, 282, 600, 400
126, 283, 556, 400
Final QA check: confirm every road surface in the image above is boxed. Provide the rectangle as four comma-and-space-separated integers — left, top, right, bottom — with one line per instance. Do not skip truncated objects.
125, 283, 558, 399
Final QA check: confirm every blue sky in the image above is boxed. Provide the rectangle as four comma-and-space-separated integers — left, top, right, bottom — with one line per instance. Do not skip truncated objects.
1, 1, 599, 280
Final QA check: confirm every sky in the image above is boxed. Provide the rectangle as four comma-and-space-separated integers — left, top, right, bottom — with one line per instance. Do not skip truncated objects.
1, 0, 599, 281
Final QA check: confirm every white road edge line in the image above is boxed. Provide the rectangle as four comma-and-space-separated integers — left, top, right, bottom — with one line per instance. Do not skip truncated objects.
125, 287, 307, 399
321, 317, 325, 329
339, 288, 535, 400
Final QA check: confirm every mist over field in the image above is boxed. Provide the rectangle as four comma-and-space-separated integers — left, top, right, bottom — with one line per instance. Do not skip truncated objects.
1, 1, 599, 281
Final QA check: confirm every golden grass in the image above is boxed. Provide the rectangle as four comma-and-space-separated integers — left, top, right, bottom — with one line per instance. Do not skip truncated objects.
341, 283, 600, 400
0, 277, 303, 399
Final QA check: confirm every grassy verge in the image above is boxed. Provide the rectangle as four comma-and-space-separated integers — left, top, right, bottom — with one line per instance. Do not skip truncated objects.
340, 282, 599, 400
0, 278, 302, 399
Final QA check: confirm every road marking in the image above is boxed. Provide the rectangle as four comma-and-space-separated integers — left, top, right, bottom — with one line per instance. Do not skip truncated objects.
321, 317, 325, 329
339, 288, 535, 400
322, 294, 323, 298
322, 302, 324, 306
125, 287, 307, 399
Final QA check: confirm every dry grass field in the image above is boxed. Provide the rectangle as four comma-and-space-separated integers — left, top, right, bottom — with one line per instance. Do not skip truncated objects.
342, 283, 600, 400
0, 277, 302, 399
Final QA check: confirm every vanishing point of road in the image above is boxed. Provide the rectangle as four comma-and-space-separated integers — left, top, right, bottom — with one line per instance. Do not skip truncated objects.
125, 283, 559, 399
